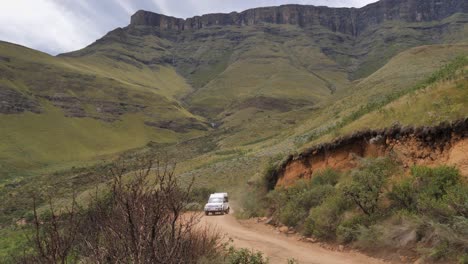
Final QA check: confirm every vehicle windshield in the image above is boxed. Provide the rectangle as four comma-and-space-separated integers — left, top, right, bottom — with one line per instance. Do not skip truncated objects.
208, 198, 223, 203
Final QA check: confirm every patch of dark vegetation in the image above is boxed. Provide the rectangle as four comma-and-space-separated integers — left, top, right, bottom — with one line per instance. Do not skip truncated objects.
144, 118, 208, 133
0, 87, 42, 114
251, 157, 468, 262
93, 100, 147, 116
39, 93, 148, 119
0, 56, 11, 63
41, 93, 86, 117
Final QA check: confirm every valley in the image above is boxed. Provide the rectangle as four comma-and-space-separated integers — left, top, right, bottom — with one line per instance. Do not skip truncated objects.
0, 0, 467, 262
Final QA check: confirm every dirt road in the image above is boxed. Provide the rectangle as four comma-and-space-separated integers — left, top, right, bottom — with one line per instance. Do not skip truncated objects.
200, 212, 387, 264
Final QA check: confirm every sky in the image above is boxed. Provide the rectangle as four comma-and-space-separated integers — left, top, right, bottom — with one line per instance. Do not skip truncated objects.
0, 0, 377, 55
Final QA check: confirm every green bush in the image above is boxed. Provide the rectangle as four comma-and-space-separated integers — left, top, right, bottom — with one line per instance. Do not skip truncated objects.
311, 169, 341, 186
411, 165, 460, 200
225, 247, 269, 264
354, 225, 383, 250
343, 158, 395, 215
267, 180, 335, 228
417, 192, 454, 219
389, 165, 464, 219
443, 184, 468, 217
305, 194, 351, 239
388, 178, 417, 211
459, 254, 468, 264
278, 202, 306, 227
337, 214, 378, 244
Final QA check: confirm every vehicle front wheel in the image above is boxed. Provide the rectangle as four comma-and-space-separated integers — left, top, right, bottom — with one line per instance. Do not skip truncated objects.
205, 211, 209, 216
225, 208, 230, 214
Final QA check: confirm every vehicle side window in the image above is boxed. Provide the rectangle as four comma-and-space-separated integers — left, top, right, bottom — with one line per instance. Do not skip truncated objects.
224, 197, 228, 202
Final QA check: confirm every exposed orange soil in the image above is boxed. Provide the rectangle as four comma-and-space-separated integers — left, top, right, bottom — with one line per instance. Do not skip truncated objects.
277, 121, 468, 187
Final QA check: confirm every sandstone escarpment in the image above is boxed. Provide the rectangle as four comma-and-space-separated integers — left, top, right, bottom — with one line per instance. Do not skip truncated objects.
274, 119, 468, 187
130, 0, 467, 36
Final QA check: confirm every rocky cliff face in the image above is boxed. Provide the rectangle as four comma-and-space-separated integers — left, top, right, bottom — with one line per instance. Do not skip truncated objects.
130, 0, 467, 36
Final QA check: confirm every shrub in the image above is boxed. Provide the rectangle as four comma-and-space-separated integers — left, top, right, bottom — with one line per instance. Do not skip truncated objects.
443, 184, 468, 217
20, 156, 223, 263
306, 194, 351, 239
225, 247, 269, 264
354, 225, 383, 250
337, 214, 378, 244
459, 254, 468, 264
295, 184, 335, 211
411, 165, 460, 200
388, 178, 417, 211
311, 169, 340, 186
417, 192, 454, 220
278, 202, 305, 227
268, 181, 335, 228
412, 216, 468, 262
343, 158, 395, 215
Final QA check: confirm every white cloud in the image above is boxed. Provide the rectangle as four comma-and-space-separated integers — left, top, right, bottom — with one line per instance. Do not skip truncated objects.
116, 0, 136, 15
0, 0, 102, 54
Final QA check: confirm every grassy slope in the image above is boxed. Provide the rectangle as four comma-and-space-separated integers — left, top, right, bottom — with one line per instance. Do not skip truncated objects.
162, 45, 468, 187
0, 10, 466, 179
0, 41, 205, 178
0, 23, 467, 262
174, 45, 468, 195
292, 44, 468, 147
0, 23, 466, 202
184, 24, 346, 116
350, 13, 468, 79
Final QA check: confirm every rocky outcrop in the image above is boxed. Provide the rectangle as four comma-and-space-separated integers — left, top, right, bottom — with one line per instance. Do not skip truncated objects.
0, 87, 41, 114
273, 119, 468, 187
40, 93, 147, 120
41, 93, 86, 118
130, 0, 467, 36
144, 118, 208, 133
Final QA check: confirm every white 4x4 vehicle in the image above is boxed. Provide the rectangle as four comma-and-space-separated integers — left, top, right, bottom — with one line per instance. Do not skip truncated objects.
204, 193, 229, 215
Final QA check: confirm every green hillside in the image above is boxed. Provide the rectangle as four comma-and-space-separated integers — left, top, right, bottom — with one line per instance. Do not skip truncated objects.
0, 41, 207, 179
1, 0, 468, 259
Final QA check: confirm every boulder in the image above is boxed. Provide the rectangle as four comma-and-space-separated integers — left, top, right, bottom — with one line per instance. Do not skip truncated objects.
279, 226, 289, 233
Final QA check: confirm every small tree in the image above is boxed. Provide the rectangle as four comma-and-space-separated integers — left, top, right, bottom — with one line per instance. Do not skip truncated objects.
343, 158, 395, 216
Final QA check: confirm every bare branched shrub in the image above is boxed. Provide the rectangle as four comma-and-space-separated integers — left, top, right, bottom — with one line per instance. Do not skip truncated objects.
20, 194, 82, 264
23, 156, 222, 263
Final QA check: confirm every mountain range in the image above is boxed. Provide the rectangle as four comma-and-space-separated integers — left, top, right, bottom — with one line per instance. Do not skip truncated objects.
0, 0, 467, 228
